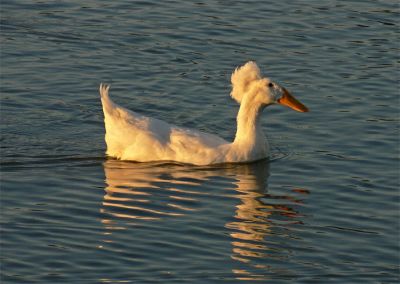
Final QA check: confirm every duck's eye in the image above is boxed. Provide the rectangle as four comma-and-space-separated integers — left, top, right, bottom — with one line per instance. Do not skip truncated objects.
268, 82, 274, 87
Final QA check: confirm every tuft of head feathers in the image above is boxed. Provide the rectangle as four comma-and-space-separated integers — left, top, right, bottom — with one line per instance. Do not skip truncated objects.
230, 61, 262, 104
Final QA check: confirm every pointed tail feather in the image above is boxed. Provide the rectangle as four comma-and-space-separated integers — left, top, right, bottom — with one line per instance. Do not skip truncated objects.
99, 83, 110, 99
100, 83, 117, 116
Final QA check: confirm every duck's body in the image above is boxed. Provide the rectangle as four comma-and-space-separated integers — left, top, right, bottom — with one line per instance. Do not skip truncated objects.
100, 85, 268, 165
100, 62, 308, 165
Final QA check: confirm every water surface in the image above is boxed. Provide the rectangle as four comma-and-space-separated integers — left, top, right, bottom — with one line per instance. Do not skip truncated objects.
1, 0, 399, 283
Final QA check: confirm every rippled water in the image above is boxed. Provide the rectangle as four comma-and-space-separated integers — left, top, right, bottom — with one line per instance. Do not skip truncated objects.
1, 0, 399, 283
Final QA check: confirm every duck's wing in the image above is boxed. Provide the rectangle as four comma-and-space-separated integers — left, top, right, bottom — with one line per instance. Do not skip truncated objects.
170, 127, 227, 149
100, 84, 229, 163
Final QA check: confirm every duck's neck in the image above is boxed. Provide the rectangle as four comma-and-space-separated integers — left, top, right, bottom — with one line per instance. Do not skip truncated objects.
233, 97, 266, 152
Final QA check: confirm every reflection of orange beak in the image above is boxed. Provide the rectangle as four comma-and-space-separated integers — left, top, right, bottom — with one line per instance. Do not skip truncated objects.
277, 87, 309, 112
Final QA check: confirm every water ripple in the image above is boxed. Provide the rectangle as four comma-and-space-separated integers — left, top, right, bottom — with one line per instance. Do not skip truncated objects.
1, 0, 398, 283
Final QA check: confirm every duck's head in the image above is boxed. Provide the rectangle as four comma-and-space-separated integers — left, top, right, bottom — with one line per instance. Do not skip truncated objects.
230, 61, 309, 112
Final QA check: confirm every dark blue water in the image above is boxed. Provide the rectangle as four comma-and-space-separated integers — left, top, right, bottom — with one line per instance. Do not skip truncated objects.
1, 1, 399, 283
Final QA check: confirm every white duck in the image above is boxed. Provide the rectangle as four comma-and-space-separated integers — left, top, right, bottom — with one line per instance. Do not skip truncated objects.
100, 61, 308, 165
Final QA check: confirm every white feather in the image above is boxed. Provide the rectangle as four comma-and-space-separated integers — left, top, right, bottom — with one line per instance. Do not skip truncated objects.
230, 61, 261, 103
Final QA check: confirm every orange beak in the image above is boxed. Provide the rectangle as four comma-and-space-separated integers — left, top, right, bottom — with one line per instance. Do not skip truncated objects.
277, 87, 309, 112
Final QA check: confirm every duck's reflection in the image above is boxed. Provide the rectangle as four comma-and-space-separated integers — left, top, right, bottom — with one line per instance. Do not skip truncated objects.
101, 159, 211, 223
101, 159, 307, 280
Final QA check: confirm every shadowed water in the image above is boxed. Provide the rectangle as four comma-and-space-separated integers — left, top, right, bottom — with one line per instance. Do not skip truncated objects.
1, 0, 399, 283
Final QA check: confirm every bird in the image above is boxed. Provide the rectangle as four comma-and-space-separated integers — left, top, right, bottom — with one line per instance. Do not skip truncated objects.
100, 61, 308, 165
